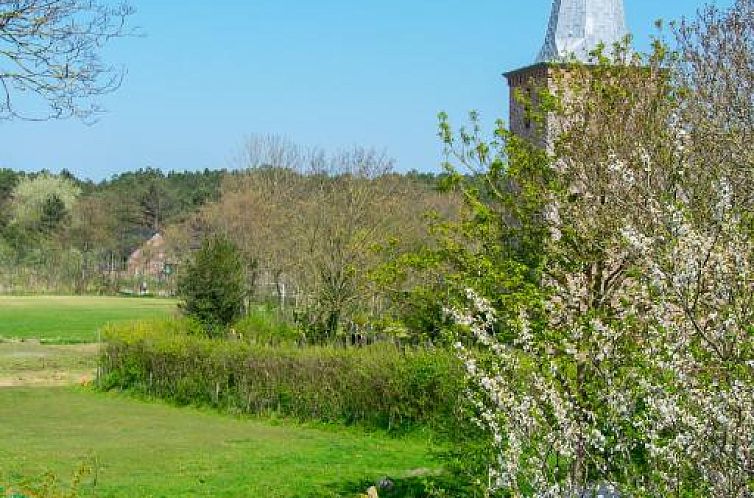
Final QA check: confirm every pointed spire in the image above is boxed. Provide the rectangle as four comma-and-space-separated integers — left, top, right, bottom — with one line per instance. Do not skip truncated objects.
536, 0, 629, 63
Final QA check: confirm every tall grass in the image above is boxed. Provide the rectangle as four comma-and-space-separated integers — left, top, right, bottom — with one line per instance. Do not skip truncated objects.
99, 319, 462, 431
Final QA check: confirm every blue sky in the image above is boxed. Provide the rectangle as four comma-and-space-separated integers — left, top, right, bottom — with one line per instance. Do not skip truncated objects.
0, 0, 734, 180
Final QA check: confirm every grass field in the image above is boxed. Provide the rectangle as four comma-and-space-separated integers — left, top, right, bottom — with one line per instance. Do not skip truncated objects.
0, 297, 442, 496
0, 296, 177, 343
0, 388, 437, 497
0, 342, 98, 387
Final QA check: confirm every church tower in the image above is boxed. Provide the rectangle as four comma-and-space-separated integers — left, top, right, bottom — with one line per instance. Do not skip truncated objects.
505, 0, 629, 147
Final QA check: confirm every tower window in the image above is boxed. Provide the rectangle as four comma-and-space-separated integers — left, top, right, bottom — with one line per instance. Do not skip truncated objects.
524, 86, 533, 130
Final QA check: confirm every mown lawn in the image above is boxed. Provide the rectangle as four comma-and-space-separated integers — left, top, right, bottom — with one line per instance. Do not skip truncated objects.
0, 388, 437, 497
0, 296, 177, 343
0, 342, 98, 387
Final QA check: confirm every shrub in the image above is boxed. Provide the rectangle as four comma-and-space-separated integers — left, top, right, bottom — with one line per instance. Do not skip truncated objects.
176, 235, 246, 334
233, 306, 300, 345
98, 319, 462, 431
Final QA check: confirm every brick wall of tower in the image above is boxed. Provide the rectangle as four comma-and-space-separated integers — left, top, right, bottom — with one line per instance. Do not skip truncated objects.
505, 63, 583, 151
505, 63, 553, 149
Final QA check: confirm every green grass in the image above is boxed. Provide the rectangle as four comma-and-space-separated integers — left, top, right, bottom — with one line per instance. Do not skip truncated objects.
0, 342, 98, 387
0, 296, 177, 344
0, 388, 438, 497
0, 297, 444, 496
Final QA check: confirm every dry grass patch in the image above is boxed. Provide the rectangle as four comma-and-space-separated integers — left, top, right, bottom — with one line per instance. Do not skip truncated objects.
0, 341, 98, 387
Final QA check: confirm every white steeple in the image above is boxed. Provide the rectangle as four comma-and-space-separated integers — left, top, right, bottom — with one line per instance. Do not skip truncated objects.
536, 0, 629, 63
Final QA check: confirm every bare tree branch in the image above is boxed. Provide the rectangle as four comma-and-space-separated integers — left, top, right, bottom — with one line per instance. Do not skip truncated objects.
0, 0, 135, 121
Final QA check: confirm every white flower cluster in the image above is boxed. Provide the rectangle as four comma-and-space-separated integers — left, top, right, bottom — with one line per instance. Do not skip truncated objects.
624, 188, 754, 495
452, 156, 753, 495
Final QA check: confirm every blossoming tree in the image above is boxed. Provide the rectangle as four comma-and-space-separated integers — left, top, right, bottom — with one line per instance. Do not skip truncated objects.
443, 2, 754, 495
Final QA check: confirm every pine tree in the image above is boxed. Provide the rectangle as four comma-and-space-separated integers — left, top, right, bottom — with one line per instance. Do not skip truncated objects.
177, 235, 246, 334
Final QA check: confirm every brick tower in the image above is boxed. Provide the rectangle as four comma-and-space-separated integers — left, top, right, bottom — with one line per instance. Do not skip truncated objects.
505, 0, 629, 148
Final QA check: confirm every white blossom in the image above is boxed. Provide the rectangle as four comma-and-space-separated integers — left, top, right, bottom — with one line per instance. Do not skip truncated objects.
451, 155, 753, 496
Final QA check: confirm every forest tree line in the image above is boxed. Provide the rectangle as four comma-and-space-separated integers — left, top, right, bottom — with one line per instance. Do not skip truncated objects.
0, 140, 456, 339
0, 166, 224, 293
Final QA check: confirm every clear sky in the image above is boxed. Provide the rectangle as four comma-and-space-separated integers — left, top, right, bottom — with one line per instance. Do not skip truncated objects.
0, 0, 734, 180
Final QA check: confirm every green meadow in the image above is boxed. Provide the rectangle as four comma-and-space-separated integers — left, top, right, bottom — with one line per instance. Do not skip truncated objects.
0, 296, 177, 343
0, 388, 436, 497
0, 297, 440, 497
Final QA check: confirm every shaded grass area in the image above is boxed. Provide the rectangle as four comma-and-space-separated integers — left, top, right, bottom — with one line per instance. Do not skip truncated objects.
0, 296, 177, 343
0, 388, 439, 497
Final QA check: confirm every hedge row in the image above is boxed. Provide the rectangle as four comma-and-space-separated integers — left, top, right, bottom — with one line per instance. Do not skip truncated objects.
98, 320, 463, 431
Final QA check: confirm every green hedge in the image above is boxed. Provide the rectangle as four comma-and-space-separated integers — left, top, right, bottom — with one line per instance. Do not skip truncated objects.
98, 319, 462, 431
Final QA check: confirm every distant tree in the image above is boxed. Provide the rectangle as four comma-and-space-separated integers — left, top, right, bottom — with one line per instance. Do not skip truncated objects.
206, 167, 302, 302
0, 168, 19, 201
177, 235, 246, 333
98, 167, 224, 248
0, 166, 223, 293
297, 148, 399, 339
198, 141, 458, 341
0, 168, 20, 229
10, 173, 80, 233
38, 193, 68, 234
0, 0, 135, 121
232, 133, 309, 171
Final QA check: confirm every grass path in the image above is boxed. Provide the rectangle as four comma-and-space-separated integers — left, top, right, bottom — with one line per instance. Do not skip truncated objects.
0, 296, 177, 343
0, 388, 437, 497
0, 342, 97, 387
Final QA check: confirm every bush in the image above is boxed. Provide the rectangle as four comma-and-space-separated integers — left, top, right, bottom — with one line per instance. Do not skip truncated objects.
98, 318, 462, 431
176, 235, 246, 334
233, 306, 300, 345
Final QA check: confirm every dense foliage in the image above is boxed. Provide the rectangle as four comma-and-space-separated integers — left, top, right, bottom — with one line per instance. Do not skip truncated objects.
0, 168, 223, 294
440, 2, 754, 495
99, 319, 462, 432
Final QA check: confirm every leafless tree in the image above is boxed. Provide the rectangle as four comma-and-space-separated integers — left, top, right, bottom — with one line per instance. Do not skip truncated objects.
295, 148, 396, 336
232, 134, 304, 171
0, 0, 134, 121
198, 138, 453, 339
